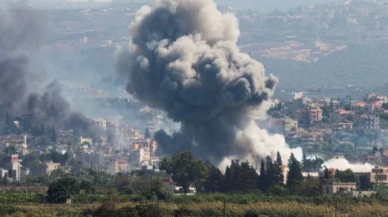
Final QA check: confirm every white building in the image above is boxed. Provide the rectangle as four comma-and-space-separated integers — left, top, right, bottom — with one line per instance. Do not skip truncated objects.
9, 155, 21, 182
94, 118, 107, 130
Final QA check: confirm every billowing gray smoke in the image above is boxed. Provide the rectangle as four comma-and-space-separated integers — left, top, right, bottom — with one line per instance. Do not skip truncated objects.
117, 0, 295, 164
0, 3, 99, 137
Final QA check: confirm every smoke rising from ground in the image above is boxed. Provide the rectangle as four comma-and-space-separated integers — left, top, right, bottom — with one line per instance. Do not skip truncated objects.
0, 2, 99, 136
323, 158, 374, 173
116, 0, 298, 164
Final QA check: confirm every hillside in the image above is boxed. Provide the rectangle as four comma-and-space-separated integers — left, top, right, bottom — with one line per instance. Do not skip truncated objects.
258, 44, 388, 89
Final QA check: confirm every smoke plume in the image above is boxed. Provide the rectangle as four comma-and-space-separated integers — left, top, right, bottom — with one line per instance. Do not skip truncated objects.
117, 0, 297, 164
323, 158, 374, 173
0, 2, 99, 136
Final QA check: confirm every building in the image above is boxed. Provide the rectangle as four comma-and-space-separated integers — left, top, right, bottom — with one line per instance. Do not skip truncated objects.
359, 115, 380, 130
362, 154, 382, 165
0, 168, 8, 179
283, 118, 298, 132
106, 158, 129, 174
370, 167, 388, 184
352, 101, 368, 111
322, 179, 356, 196
297, 105, 323, 125
115, 159, 129, 174
8, 155, 21, 181
80, 136, 93, 145
94, 118, 107, 130
331, 122, 354, 130
0, 135, 28, 155
302, 172, 319, 180
44, 161, 61, 175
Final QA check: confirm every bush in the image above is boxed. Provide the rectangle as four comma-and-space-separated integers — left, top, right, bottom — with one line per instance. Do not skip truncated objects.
47, 177, 80, 203
135, 204, 172, 217
94, 200, 118, 217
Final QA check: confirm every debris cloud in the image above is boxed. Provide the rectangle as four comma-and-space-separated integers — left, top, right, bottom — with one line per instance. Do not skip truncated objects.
117, 0, 297, 164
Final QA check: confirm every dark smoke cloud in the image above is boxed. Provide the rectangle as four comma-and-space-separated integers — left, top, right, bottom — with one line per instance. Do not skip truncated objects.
0, 2, 99, 137
117, 0, 295, 164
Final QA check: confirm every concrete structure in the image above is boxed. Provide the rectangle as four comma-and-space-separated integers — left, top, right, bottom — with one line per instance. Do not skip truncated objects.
322, 179, 356, 196
298, 105, 323, 125
360, 115, 380, 130
0, 135, 28, 155
115, 159, 129, 174
9, 155, 21, 181
44, 161, 61, 175
370, 167, 388, 184
80, 136, 93, 145
0, 168, 8, 179
94, 118, 107, 130
363, 154, 383, 165
302, 172, 319, 179
106, 158, 129, 174
283, 118, 298, 132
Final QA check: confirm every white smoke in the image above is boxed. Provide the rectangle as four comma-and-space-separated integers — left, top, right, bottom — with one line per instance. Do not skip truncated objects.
323, 158, 374, 173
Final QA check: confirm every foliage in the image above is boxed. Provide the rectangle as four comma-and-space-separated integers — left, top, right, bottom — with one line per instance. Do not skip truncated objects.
47, 177, 81, 203
201, 165, 224, 193
161, 151, 208, 193
224, 160, 258, 193
286, 153, 303, 190
335, 169, 357, 183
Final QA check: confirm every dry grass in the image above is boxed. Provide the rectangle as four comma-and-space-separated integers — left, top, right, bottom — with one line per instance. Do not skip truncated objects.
3, 201, 388, 217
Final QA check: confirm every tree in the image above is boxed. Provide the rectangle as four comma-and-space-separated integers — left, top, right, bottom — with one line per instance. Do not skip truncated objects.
373, 146, 378, 154
286, 153, 303, 190
160, 151, 208, 194
202, 165, 224, 193
298, 175, 321, 197
273, 154, 284, 186
47, 177, 80, 203
239, 161, 258, 193
335, 169, 357, 182
265, 156, 276, 187
3, 145, 17, 155
323, 167, 330, 179
223, 166, 233, 192
276, 152, 283, 166
258, 159, 267, 191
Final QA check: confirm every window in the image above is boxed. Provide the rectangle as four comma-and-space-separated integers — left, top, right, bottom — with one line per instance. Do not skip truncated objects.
326, 186, 329, 194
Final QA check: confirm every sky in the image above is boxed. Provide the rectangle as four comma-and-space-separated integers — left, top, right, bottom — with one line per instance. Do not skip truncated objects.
0, 0, 338, 12
216, 0, 337, 12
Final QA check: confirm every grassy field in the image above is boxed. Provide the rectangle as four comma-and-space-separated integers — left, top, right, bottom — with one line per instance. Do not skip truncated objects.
1, 200, 388, 217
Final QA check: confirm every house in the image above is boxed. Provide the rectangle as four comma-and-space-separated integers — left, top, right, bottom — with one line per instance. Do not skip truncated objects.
297, 105, 323, 125
322, 179, 356, 196
331, 122, 353, 130
8, 155, 21, 181
362, 154, 382, 165
0, 135, 28, 155
80, 137, 93, 145
106, 158, 129, 174
351, 101, 368, 111
302, 172, 319, 179
370, 167, 388, 184
358, 115, 380, 130
93, 118, 107, 130
129, 147, 151, 165
283, 117, 298, 132
44, 161, 61, 175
